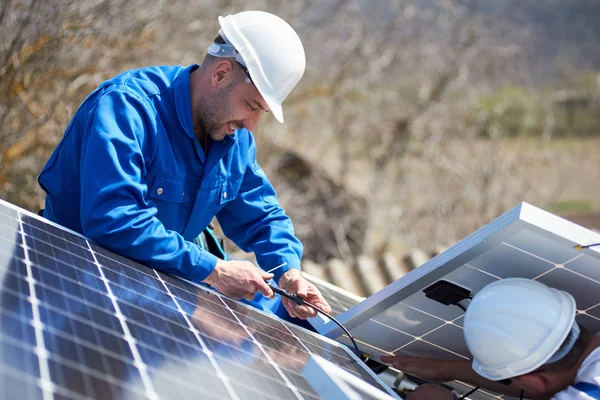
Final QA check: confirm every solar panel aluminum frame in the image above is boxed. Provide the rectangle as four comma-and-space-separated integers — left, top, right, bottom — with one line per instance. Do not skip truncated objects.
315, 202, 600, 341
302, 355, 397, 400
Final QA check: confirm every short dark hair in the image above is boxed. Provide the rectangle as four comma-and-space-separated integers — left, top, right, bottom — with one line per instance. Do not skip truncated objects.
201, 34, 247, 86
531, 326, 592, 375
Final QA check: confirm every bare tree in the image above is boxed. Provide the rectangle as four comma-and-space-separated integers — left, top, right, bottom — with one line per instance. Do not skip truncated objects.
0, 0, 597, 266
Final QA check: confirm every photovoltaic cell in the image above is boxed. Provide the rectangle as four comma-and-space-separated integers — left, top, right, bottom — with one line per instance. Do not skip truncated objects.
0, 199, 398, 400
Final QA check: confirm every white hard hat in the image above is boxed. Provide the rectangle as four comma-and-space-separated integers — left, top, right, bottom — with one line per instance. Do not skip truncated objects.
464, 278, 577, 381
207, 11, 306, 123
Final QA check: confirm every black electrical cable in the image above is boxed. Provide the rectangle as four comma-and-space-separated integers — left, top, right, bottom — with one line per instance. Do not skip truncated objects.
456, 302, 467, 312
268, 283, 362, 357
302, 301, 362, 357
575, 242, 600, 250
455, 383, 524, 399
457, 386, 480, 400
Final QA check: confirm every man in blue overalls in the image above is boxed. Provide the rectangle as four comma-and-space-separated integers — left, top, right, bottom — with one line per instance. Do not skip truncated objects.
38, 10, 331, 323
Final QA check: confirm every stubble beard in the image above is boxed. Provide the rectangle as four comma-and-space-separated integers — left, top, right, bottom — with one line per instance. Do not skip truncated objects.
198, 80, 237, 142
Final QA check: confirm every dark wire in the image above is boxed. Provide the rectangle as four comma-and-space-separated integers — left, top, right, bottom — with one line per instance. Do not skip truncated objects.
457, 386, 480, 400
456, 302, 467, 312
576, 242, 600, 250
455, 382, 523, 399
268, 283, 362, 357
301, 300, 362, 357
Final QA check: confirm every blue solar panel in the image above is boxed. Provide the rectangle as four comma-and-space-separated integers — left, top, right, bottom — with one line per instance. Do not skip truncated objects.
0, 199, 397, 400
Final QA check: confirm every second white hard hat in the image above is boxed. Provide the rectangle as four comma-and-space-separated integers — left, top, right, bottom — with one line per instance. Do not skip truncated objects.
464, 278, 577, 381
214, 11, 306, 123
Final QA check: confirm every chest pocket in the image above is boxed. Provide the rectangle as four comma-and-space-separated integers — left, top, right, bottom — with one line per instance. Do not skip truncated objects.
149, 176, 199, 233
150, 176, 193, 203
217, 179, 241, 206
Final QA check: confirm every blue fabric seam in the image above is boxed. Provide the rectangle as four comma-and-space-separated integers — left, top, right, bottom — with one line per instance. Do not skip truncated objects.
573, 381, 600, 399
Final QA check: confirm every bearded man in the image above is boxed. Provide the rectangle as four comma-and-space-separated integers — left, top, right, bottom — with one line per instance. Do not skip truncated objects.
38, 11, 331, 322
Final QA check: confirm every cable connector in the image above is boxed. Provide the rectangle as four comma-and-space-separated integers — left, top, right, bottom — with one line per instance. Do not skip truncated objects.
268, 283, 304, 305
575, 242, 600, 250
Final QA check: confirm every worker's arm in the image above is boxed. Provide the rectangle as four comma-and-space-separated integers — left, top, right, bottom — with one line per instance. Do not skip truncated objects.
216, 131, 302, 283
380, 356, 528, 398
216, 132, 331, 318
79, 91, 271, 300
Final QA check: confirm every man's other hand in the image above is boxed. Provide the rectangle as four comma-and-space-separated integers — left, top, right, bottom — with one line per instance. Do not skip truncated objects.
278, 269, 332, 319
380, 355, 458, 382
204, 259, 274, 301
406, 384, 454, 400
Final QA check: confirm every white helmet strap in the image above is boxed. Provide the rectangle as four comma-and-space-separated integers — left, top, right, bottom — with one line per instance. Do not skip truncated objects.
207, 30, 252, 84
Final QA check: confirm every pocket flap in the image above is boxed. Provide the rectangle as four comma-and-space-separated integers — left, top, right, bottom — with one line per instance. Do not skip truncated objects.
218, 179, 242, 205
149, 177, 190, 203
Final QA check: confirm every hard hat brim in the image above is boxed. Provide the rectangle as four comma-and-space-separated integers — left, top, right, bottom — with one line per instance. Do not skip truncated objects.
265, 99, 284, 123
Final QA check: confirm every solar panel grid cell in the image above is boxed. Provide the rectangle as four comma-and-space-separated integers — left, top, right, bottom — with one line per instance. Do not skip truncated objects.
0, 200, 396, 400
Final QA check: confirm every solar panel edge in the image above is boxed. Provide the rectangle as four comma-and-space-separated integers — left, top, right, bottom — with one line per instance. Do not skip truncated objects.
519, 203, 600, 257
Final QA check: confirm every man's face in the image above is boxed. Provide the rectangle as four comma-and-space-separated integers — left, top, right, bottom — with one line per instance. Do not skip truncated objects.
198, 62, 269, 141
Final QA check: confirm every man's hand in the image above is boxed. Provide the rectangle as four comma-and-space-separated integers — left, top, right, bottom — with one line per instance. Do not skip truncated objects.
382, 356, 528, 399
204, 259, 274, 301
379, 355, 460, 382
406, 384, 454, 400
278, 269, 332, 319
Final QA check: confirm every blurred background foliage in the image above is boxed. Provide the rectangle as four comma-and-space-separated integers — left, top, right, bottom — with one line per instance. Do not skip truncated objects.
1, 0, 599, 265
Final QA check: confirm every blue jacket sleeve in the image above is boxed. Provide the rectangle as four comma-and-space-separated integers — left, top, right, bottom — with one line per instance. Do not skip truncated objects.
79, 90, 218, 282
216, 134, 302, 283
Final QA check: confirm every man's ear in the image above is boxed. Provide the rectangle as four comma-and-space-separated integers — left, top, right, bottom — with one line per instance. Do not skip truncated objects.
210, 60, 234, 88
515, 372, 550, 395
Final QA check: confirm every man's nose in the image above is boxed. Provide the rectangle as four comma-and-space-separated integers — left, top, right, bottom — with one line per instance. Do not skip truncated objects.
244, 112, 262, 132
